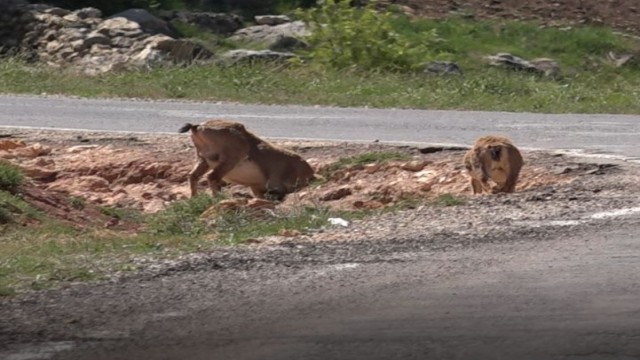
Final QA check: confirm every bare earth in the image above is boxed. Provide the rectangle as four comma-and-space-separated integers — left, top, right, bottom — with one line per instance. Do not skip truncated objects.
397, 0, 640, 35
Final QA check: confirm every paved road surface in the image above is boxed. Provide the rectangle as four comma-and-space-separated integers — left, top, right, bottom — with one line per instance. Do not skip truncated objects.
1, 95, 640, 157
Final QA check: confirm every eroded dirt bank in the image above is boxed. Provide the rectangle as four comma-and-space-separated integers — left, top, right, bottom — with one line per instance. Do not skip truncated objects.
1, 128, 592, 226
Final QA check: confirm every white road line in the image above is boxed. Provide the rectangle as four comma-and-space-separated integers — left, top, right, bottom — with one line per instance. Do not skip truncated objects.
590, 207, 640, 219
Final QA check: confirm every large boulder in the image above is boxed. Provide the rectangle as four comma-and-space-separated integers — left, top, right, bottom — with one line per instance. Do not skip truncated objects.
109, 8, 178, 38
229, 20, 310, 50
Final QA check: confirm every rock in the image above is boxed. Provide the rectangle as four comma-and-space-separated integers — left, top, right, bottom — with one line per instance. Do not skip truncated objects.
130, 47, 165, 66
111, 36, 134, 48
83, 32, 111, 47
425, 61, 463, 75
401, 160, 430, 172
0, 139, 26, 151
320, 186, 352, 201
13, 143, 51, 158
529, 58, 560, 77
278, 229, 302, 237
419, 183, 433, 192
230, 21, 310, 49
19, 166, 58, 181
353, 199, 384, 209
74, 7, 102, 19
45, 40, 63, 53
255, 15, 291, 26
364, 163, 381, 174
607, 51, 634, 67
96, 17, 143, 38
485, 52, 560, 77
44, 7, 71, 17
221, 49, 297, 64
79, 176, 111, 192
109, 8, 178, 38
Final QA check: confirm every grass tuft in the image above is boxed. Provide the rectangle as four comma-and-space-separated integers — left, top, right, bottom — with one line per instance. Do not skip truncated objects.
0, 163, 23, 192
146, 194, 219, 236
321, 151, 412, 177
435, 193, 466, 206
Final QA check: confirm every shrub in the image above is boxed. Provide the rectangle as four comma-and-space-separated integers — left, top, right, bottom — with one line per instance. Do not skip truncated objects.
297, 0, 439, 71
0, 163, 23, 192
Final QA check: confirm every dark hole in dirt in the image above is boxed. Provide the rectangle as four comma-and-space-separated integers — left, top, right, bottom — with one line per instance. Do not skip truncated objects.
419, 146, 469, 154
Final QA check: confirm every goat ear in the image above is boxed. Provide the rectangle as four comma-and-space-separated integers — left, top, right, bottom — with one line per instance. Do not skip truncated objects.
489, 146, 502, 161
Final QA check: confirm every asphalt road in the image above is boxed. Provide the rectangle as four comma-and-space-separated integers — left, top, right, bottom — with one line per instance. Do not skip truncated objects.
1, 95, 640, 157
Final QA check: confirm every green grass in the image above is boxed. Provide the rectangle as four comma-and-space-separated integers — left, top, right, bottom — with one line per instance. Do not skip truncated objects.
320, 151, 412, 178
1, 57, 638, 113
0, 163, 23, 192
0, 192, 358, 294
435, 193, 466, 206
0, 18, 638, 113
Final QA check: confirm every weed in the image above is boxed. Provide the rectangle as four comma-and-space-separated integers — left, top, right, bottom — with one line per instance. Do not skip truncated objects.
215, 205, 336, 244
146, 194, 219, 236
435, 193, 466, 206
0, 163, 23, 192
321, 151, 412, 178
69, 196, 86, 210
99, 205, 142, 221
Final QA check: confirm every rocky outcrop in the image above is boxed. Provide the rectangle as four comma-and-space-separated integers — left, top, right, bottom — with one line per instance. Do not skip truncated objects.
0, 3, 212, 75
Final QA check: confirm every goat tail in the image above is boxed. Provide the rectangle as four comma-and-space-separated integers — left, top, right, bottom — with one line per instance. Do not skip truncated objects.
178, 123, 197, 134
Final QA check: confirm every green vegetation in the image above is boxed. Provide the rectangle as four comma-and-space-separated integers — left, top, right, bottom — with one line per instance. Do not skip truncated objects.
297, 0, 439, 71
0, 163, 23, 192
147, 193, 218, 236
69, 196, 87, 210
435, 193, 466, 206
320, 151, 412, 178
215, 205, 339, 244
0, 192, 355, 294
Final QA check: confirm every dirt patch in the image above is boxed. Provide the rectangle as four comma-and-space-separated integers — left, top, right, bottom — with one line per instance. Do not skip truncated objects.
0, 129, 597, 230
393, 0, 640, 35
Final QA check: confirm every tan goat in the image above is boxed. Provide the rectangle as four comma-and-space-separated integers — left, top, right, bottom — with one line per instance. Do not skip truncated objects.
179, 119, 315, 201
463, 135, 524, 194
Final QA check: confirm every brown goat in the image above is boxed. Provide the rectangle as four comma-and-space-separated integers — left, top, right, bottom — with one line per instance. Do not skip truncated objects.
463, 135, 524, 194
179, 119, 315, 201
